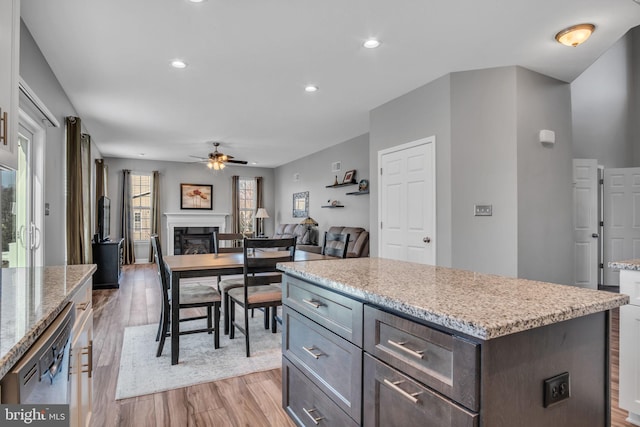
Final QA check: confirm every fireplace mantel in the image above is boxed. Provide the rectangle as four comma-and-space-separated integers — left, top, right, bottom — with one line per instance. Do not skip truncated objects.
164, 212, 228, 255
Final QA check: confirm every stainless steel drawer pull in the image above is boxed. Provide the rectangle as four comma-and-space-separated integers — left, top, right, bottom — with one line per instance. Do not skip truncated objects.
302, 407, 324, 425
383, 379, 422, 404
387, 339, 424, 359
302, 298, 323, 309
302, 345, 323, 359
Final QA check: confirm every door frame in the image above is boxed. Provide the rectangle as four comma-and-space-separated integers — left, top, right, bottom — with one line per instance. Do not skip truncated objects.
377, 136, 436, 263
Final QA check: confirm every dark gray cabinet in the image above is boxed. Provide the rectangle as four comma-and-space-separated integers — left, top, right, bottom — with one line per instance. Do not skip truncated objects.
92, 238, 123, 289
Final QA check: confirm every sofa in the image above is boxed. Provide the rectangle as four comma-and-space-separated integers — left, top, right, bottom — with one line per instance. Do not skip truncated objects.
272, 223, 317, 245
299, 226, 369, 258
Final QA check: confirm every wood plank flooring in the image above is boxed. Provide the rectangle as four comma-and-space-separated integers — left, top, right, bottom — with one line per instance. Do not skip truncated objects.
92, 263, 632, 426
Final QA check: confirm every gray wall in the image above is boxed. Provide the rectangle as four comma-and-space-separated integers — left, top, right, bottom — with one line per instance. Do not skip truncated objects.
369, 74, 453, 266
450, 67, 518, 277
571, 30, 634, 168
104, 157, 275, 250
516, 68, 573, 285
274, 134, 369, 240
20, 21, 103, 266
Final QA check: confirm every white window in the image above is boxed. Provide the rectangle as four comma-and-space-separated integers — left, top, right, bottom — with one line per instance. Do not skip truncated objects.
131, 173, 152, 242
238, 177, 256, 235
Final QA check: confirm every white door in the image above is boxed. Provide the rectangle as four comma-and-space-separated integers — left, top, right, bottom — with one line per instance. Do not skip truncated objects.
603, 167, 640, 286
378, 137, 435, 264
572, 159, 600, 288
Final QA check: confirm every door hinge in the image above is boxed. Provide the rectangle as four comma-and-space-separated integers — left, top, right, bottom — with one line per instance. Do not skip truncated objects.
599, 178, 604, 185
380, 167, 383, 175
600, 263, 604, 269
600, 221, 604, 227
380, 222, 383, 229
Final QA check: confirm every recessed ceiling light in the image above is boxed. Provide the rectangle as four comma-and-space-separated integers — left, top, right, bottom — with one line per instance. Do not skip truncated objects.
188, 0, 206, 2
555, 24, 595, 47
305, 85, 318, 93
171, 59, 187, 69
363, 39, 381, 49
251, 162, 258, 165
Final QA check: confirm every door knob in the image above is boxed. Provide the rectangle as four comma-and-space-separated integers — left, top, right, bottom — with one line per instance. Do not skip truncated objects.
423, 237, 431, 243
592, 233, 599, 238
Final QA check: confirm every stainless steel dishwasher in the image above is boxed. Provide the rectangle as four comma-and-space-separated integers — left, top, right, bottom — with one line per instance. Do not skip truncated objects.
1, 302, 75, 404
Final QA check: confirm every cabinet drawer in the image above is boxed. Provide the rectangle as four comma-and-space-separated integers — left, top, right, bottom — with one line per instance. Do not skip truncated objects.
621, 270, 640, 306
283, 306, 362, 423
283, 274, 363, 346
283, 357, 358, 427
363, 305, 479, 411
363, 354, 478, 427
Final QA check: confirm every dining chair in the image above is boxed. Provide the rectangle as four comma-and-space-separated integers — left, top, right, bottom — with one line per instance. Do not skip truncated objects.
322, 231, 350, 258
228, 238, 296, 357
214, 232, 247, 334
151, 234, 222, 357
214, 232, 244, 253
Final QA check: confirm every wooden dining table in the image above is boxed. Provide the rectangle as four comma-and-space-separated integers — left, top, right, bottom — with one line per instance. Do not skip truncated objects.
163, 249, 330, 365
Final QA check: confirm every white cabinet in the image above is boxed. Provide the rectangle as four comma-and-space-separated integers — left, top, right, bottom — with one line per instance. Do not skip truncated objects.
619, 270, 640, 426
69, 278, 94, 427
0, 0, 20, 169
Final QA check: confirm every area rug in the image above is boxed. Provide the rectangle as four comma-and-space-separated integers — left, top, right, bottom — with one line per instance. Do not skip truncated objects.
115, 309, 282, 400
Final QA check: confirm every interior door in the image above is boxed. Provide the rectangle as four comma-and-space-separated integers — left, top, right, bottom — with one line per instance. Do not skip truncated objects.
572, 159, 599, 288
378, 137, 435, 264
603, 167, 640, 286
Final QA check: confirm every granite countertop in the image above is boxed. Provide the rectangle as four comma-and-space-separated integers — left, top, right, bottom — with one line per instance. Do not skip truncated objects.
277, 258, 628, 340
609, 259, 640, 271
0, 264, 96, 378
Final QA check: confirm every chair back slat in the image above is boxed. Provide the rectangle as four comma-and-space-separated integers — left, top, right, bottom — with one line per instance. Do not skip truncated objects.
322, 232, 350, 258
243, 238, 295, 289
214, 232, 244, 253
151, 234, 171, 310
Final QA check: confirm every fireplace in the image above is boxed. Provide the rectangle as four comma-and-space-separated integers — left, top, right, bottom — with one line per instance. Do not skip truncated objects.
174, 228, 218, 255
164, 212, 228, 255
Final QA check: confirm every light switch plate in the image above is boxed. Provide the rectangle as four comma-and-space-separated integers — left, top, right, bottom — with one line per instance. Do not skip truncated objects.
474, 204, 492, 216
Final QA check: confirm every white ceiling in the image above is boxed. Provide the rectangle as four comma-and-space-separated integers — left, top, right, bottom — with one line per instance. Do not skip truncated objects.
21, 0, 640, 168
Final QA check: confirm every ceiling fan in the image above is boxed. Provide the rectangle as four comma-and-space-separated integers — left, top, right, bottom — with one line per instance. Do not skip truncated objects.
190, 142, 248, 170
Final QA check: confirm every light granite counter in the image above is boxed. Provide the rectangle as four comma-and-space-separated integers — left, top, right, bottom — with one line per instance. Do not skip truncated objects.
277, 257, 628, 340
609, 259, 640, 271
0, 264, 96, 378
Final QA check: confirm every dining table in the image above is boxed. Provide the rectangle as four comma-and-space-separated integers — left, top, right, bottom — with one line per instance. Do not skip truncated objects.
163, 249, 331, 365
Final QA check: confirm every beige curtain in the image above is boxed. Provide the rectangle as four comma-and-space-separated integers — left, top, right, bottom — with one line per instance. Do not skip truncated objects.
120, 170, 135, 264
148, 170, 160, 262
231, 175, 240, 234
66, 117, 91, 264
256, 176, 264, 235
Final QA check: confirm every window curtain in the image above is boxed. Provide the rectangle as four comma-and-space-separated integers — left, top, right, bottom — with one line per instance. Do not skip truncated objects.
231, 175, 240, 234
66, 117, 91, 264
121, 169, 135, 264
255, 176, 264, 235
95, 159, 107, 229
148, 170, 160, 262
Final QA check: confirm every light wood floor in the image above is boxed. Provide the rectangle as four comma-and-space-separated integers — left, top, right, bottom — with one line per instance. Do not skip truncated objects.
92, 263, 632, 427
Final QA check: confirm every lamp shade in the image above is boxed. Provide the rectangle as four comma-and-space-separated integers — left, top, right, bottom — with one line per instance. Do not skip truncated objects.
255, 208, 269, 219
301, 216, 318, 226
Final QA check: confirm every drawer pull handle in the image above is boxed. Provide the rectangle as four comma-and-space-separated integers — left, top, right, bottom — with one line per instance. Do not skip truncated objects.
302, 407, 324, 425
302, 298, 323, 309
302, 345, 323, 359
383, 379, 422, 404
0, 109, 7, 146
387, 339, 424, 359
77, 301, 90, 311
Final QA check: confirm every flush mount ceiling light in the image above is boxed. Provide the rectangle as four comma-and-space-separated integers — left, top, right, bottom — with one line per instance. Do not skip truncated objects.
304, 85, 319, 93
363, 39, 381, 49
555, 24, 595, 47
171, 59, 187, 69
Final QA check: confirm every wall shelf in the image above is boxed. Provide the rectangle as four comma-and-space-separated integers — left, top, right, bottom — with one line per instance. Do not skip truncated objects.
346, 190, 369, 196
326, 182, 357, 188
321, 205, 345, 208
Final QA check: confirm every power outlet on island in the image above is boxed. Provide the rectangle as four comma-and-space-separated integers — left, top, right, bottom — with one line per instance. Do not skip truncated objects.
543, 372, 570, 407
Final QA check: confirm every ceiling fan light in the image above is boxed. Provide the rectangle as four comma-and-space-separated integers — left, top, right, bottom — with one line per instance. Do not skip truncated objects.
555, 24, 595, 47
207, 161, 213, 169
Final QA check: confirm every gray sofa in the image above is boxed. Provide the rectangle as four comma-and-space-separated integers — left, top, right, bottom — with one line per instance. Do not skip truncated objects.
272, 223, 317, 245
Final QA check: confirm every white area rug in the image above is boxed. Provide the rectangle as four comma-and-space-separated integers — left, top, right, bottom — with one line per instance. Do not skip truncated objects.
115, 309, 282, 400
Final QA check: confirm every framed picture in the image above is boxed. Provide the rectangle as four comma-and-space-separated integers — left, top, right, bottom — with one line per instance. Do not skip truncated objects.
180, 183, 213, 210
343, 169, 356, 184
292, 191, 309, 218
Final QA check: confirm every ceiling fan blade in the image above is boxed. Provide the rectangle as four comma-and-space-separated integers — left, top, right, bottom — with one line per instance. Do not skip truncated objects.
226, 159, 248, 165
189, 154, 208, 160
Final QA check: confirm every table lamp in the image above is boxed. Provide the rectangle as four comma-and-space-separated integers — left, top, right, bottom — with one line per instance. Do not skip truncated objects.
255, 208, 269, 237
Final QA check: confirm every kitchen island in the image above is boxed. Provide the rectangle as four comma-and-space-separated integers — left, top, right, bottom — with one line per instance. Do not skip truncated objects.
278, 258, 628, 427
0, 264, 96, 378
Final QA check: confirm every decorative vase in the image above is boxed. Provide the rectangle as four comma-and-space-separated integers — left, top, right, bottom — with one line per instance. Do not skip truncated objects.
333, 175, 339, 186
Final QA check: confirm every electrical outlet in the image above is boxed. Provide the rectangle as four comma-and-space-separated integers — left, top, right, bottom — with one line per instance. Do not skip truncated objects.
544, 372, 570, 407
474, 204, 492, 216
